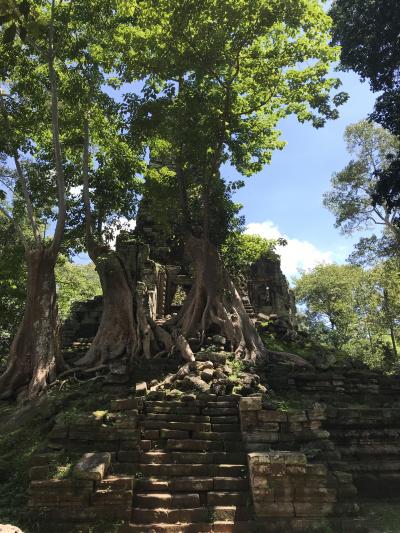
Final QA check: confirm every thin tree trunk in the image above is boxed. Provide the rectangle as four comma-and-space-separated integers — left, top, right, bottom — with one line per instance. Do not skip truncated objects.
0, 247, 65, 399
173, 234, 266, 362
389, 325, 397, 357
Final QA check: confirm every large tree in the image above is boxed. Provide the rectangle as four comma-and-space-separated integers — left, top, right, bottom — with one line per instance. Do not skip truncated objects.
0, 0, 133, 398
324, 120, 400, 264
125, 0, 347, 361
295, 261, 400, 365
0, 1, 68, 399
330, 0, 400, 215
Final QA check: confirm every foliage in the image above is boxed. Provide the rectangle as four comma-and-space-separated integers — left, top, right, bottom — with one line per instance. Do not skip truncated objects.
295, 262, 400, 368
56, 257, 102, 320
0, 215, 25, 359
324, 120, 399, 235
221, 232, 286, 279
125, 0, 347, 246
330, 0, 400, 225
295, 264, 362, 349
323, 120, 400, 264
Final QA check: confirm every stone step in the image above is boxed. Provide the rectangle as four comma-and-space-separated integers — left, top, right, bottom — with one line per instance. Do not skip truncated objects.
132, 507, 209, 524
166, 440, 225, 452
144, 401, 238, 409
131, 506, 252, 525
135, 492, 201, 508
143, 414, 240, 424
146, 406, 203, 415
144, 413, 211, 422
123, 523, 213, 533
207, 492, 249, 506
143, 420, 212, 432
136, 477, 248, 492
141, 431, 243, 444
138, 439, 247, 452
139, 451, 247, 465
124, 522, 256, 532
138, 463, 247, 478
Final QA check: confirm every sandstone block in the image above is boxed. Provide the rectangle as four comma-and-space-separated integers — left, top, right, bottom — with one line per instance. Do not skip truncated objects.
258, 409, 288, 422
240, 396, 262, 412
72, 452, 111, 481
111, 398, 137, 411
294, 501, 335, 517
256, 502, 295, 517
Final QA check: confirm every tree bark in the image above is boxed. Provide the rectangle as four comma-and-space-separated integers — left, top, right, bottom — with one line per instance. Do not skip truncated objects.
174, 234, 266, 362
0, 247, 65, 400
75, 243, 173, 367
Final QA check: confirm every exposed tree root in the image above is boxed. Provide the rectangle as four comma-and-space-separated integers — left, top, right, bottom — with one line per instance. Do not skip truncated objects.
171, 235, 267, 362
75, 245, 174, 368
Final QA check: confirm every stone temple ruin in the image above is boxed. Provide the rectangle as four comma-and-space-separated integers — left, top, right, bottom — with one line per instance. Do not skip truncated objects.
63, 207, 296, 347
30, 208, 400, 532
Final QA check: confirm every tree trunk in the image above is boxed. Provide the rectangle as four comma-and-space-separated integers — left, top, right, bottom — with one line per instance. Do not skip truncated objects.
75, 244, 173, 367
0, 247, 65, 400
174, 235, 266, 362
389, 325, 397, 357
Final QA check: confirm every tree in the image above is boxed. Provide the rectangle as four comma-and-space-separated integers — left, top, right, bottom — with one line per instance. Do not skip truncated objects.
0, 1, 68, 399
295, 264, 361, 349
330, 0, 400, 216
221, 232, 286, 280
0, 214, 25, 360
126, 0, 346, 361
295, 262, 400, 366
0, 0, 134, 398
323, 120, 400, 263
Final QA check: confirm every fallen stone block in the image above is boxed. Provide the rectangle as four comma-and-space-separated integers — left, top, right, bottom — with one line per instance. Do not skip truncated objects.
72, 452, 111, 481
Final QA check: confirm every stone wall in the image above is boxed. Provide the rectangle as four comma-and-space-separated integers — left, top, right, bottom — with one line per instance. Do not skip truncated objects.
247, 255, 297, 327
326, 407, 400, 497
239, 396, 335, 462
248, 451, 358, 527
240, 398, 364, 530
267, 366, 400, 405
28, 399, 141, 531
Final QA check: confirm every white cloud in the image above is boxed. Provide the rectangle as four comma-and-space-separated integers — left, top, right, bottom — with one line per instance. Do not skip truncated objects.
245, 220, 333, 281
109, 217, 136, 250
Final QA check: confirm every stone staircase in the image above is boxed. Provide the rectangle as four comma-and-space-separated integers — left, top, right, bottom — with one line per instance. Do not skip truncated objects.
124, 394, 254, 532
238, 289, 256, 320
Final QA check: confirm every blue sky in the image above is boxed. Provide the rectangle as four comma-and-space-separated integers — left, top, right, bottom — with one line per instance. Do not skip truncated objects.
236, 70, 378, 280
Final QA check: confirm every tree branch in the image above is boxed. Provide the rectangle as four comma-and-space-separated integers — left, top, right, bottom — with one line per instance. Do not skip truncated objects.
0, 204, 28, 249
81, 115, 101, 260
48, 0, 66, 256
13, 155, 41, 245
0, 94, 41, 246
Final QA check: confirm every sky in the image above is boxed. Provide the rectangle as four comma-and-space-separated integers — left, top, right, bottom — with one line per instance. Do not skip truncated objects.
234, 70, 377, 281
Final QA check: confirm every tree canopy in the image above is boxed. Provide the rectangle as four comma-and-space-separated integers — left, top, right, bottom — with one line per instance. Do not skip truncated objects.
324, 120, 400, 264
